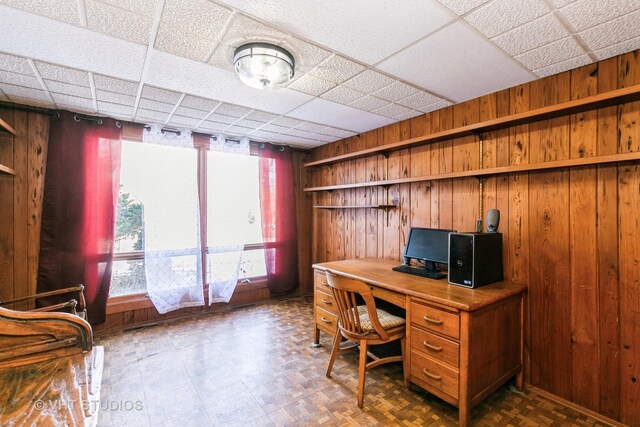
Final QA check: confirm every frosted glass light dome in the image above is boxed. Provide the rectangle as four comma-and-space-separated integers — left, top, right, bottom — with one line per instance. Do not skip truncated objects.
233, 43, 295, 90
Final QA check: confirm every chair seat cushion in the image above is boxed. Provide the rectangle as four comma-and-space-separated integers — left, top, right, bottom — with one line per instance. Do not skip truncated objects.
356, 305, 405, 332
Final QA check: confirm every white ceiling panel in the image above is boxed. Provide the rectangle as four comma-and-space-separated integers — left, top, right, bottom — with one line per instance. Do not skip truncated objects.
173, 106, 209, 119
207, 112, 238, 125
145, 50, 313, 114
281, 36, 332, 74
349, 95, 390, 112
96, 90, 136, 106
396, 110, 424, 121
492, 13, 570, 56
97, 0, 158, 17
593, 35, 640, 61
465, 0, 550, 38
437, 0, 491, 16
287, 74, 336, 97
234, 118, 265, 129
98, 101, 134, 116
86, 0, 153, 45
321, 86, 366, 105
0, 5, 146, 81
262, 123, 291, 133
51, 93, 95, 110
558, 0, 640, 32
162, 0, 232, 39
309, 55, 365, 84
199, 120, 228, 132
295, 121, 330, 133
216, 103, 252, 118
343, 70, 396, 93
180, 95, 220, 112
373, 81, 419, 102
533, 54, 591, 77
378, 22, 535, 102
154, 29, 217, 62
140, 85, 182, 103
272, 116, 304, 128
35, 62, 91, 86
373, 103, 414, 118
319, 127, 356, 139
420, 100, 452, 113
0, 70, 41, 89
579, 8, 640, 52
245, 110, 279, 123
0, 83, 52, 102
0, 52, 32, 74
94, 75, 139, 95
168, 115, 202, 128
0, 0, 80, 25
138, 98, 175, 113
396, 91, 444, 110
287, 97, 396, 132
136, 108, 169, 122
215, 0, 454, 64
44, 80, 93, 98
515, 37, 586, 70
249, 129, 281, 140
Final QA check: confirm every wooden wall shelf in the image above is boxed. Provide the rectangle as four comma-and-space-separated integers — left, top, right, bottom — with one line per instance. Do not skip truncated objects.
304, 152, 640, 192
0, 164, 16, 176
0, 118, 16, 136
313, 204, 398, 210
304, 84, 640, 168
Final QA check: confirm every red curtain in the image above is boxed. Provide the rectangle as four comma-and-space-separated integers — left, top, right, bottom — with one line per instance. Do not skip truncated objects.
258, 146, 299, 294
38, 111, 122, 324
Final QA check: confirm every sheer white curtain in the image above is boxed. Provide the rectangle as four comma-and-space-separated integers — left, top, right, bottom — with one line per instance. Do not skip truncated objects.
207, 136, 251, 304
142, 126, 204, 313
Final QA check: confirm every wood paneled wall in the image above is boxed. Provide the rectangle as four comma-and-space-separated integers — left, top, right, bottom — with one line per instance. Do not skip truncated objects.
0, 108, 49, 308
307, 51, 640, 424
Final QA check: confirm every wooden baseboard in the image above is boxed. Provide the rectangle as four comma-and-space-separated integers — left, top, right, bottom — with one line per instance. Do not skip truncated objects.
526, 385, 626, 427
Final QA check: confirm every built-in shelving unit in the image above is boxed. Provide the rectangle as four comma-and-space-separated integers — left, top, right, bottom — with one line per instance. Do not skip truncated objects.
0, 118, 16, 176
304, 84, 640, 168
304, 152, 640, 192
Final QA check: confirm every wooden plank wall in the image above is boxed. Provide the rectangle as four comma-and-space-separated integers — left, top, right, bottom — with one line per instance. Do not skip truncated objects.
307, 51, 640, 425
0, 108, 49, 309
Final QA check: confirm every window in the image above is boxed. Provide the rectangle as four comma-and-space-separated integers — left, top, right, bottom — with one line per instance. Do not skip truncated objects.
110, 140, 266, 297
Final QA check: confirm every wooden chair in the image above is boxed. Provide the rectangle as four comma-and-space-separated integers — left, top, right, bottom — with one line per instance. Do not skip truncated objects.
0, 285, 87, 319
325, 271, 407, 408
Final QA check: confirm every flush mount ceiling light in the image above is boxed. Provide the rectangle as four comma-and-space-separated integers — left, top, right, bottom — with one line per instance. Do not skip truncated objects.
233, 42, 294, 90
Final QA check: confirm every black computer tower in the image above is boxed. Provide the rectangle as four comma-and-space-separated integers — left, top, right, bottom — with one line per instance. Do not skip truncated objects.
448, 232, 503, 288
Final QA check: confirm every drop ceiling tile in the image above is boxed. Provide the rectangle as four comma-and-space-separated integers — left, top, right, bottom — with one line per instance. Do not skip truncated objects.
593, 35, 640, 61
141, 85, 182, 104
551, 0, 576, 7
0, 83, 51, 102
248, 129, 280, 140
294, 122, 328, 133
97, 0, 157, 17
308, 132, 336, 143
271, 116, 304, 128
216, 103, 251, 118
217, 0, 453, 65
515, 36, 585, 70
44, 80, 93, 98
35, 62, 90, 86
342, 70, 396, 93
396, 110, 424, 121
225, 125, 254, 135
138, 98, 175, 113
7, 96, 56, 109
172, 106, 209, 119
0, 0, 80, 25
309, 55, 365, 84
94, 75, 139, 95
465, 0, 550, 38
420, 100, 452, 113
0, 70, 42, 89
206, 112, 238, 124
288, 74, 336, 96
373, 81, 419, 102
437, 0, 491, 15
533, 54, 592, 77
579, 8, 640, 52
234, 118, 265, 129
261, 123, 291, 133
180, 95, 219, 112
136, 108, 169, 122
0, 7, 147, 81
155, 27, 217, 62
96, 89, 136, 106
319, 127, 357, 138
321, 85, 366, 105
284, 128, 317, 139
492, 13, 570, 56
281, 36, 332, 74
245, 110, 279, 123
168, 115, 202, 128
87, 0, 153, 45
162, 0, 233, 39
199, 120, 228, 132
349, 95, 390, 112
0, 52, 32, 74
97, 101, 134, 116
396, 91, 443, 110
56, 104, 97, 115
378, 21, 534, 102
373, 103, 413, 118
51, 93, 95, 110
558, 0, 640, 32
287, 97, 395, 132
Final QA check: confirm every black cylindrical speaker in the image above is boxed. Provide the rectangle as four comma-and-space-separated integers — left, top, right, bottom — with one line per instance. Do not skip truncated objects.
486, 209, 500, 232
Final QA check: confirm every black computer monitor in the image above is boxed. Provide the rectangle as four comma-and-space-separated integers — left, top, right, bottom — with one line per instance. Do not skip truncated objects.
403, 227, 455, 272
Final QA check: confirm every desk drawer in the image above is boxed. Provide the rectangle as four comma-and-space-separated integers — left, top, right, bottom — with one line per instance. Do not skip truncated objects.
315, 307, 338, 335
315, 271, 331, 294
410, 350, 459, 400
316, 289, 337, 314
410, 326, 459, 367
411, 302, 460, 339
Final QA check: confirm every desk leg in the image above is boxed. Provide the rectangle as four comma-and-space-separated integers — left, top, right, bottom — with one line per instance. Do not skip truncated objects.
516, 294, 525, 390
312, 324, 322, 348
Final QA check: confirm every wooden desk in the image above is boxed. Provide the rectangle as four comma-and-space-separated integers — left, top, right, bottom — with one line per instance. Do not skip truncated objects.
313, 258, 526, 427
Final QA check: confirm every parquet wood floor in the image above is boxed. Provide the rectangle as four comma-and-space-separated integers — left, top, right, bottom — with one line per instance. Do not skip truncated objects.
97, 297, 608, 427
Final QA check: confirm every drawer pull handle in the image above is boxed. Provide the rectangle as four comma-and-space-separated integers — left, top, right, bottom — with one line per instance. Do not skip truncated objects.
320, 317, 332, 324
423, 316, 443, 325
422, 369, 442, 381
321, 298, 332, 305
423, 341, 442, 352
322, 281, 327, 285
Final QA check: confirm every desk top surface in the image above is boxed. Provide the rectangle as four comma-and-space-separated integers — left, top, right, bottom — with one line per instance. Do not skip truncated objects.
313, 258, 526, 312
